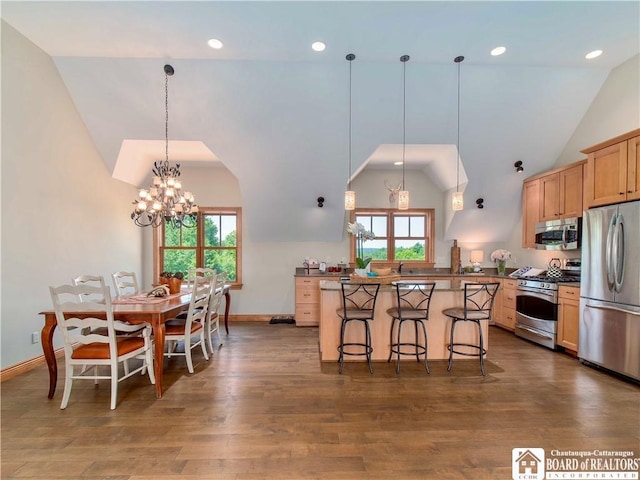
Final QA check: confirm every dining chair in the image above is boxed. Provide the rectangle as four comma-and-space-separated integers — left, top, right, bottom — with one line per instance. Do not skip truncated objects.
164, 274, 213, 373
174, 268, 217, 320
387, 281, 436, 374
442, 282, 500, 376
49, 282, 155, 410
112, 271, 139, 297
205, 272, 227, 355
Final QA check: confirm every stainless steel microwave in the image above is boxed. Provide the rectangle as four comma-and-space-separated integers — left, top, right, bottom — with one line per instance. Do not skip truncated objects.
535, 217, 582, 250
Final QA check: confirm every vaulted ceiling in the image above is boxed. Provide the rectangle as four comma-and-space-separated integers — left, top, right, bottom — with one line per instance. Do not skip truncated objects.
2, 1, 639, 242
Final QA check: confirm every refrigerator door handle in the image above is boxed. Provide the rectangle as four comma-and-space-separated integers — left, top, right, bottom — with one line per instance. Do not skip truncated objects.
605, 214, 616, 291
585, 303, 640, 317
614, 214, 625, 293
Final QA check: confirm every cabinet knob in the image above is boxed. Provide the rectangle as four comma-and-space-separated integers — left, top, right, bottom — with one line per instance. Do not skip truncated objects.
629, 190, 633, 194
620, 192, 625, 195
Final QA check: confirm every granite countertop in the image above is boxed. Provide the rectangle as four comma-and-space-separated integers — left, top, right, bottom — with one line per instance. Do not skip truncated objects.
318, 279, 498, 292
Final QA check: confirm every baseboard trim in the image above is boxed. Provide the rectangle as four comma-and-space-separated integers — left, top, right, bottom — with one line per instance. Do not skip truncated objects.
229, 314, 279, 323
0, 348, 65, 382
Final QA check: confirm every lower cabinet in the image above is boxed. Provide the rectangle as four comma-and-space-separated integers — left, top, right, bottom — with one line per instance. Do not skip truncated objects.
558, 285, 580, 353
496, 278, 517, 331
295, 276, 326, 326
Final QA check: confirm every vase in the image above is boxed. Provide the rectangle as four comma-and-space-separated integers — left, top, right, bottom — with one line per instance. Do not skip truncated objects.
354, 268, 368, 277
497, 259, 506, 276
168, 277, 182, 294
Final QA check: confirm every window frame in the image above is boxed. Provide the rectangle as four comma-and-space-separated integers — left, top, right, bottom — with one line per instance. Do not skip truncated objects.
154, 206, 243, 288
349, 208, 435, 267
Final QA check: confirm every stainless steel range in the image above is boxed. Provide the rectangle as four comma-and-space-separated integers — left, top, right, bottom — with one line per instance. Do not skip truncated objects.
515, 275, 580, 349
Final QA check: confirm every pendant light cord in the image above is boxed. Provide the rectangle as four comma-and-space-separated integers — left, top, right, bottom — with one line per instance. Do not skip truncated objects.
348, 57, 353, 190
400, 55, 409, 190
455, 56, 464, 194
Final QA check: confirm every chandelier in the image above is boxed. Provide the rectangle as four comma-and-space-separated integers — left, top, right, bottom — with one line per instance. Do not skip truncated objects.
131, 64, 198, 228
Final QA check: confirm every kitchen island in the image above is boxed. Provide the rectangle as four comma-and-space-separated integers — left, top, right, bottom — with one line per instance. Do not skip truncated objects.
319, 279, 492, 362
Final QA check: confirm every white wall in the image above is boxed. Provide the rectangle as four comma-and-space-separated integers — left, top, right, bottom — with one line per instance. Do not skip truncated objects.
156, 165, 511, 317
505, 54, 640, 270
1, 22, 142, 369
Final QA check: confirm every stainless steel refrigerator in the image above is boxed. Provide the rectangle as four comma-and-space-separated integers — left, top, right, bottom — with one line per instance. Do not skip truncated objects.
580, 200, 640, 381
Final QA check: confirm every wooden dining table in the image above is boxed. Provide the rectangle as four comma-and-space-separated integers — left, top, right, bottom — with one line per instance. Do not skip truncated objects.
39, 285, 231, 399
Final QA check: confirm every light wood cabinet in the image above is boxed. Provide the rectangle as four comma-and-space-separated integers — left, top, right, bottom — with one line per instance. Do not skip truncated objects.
495, 278, 516, 331
521, 160, 584, 248
539, 163, 584, 221
557, 285, 580, 353
522, 179, 540, 248
295, 276, 327, 326
582, 130, 640, 208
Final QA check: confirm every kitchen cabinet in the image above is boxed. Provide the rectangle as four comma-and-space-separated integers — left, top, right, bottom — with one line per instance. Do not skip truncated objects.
295, 276, 328, 326
538, 163, 584, 222
495, 278, 516, 331
582, 130, 640, 208
557, 285, 580, 353
522, 179, 540, 248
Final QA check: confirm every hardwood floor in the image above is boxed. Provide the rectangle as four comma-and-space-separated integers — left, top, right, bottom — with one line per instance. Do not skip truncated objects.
1, 323, 638, 479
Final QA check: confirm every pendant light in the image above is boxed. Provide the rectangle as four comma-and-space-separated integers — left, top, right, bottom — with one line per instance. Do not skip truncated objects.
398, 54, 410, 210
452, 55, 464, 211
344, 53, 356, 211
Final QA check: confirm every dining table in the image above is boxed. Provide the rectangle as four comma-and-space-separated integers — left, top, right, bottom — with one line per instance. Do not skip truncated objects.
39, 284, 231, 399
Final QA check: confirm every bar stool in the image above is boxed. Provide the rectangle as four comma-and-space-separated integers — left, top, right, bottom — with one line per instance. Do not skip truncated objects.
442, 282, 499, 376
387, 281, 435, 374
336, 282, 381, 374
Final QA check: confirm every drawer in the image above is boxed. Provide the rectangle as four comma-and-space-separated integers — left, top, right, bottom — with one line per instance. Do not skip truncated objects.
558, 285, 580, 300
296, 286, 320, 303
503, 290, 516, 309
500, 307, 516, 330
295, 305, 320, 326
296, 277, 321, 287
503, 278, 518, 289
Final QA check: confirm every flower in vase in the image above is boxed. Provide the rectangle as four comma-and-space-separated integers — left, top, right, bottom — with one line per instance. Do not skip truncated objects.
347, 222, 376, 268
490, 249, 512, 261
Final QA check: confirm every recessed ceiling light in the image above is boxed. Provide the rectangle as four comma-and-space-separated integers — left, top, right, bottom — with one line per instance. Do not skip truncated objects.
394, 161, 404, 166
311, 41, 326, 52
491, 46, 506, 56
585, 49, 603, 60
207, 38, 223, 50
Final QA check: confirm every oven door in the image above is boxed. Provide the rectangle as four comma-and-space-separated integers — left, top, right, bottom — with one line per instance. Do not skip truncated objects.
515, 290, 558, 349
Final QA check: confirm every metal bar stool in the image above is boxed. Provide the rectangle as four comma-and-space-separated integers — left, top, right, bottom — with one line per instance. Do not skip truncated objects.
442, 282, 499, 376
336, 282, 381, 374
387, 281, 435, 374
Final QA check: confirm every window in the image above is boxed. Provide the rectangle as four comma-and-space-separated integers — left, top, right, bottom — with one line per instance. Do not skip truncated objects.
351, 208, 435, 266
156, 207, 242, 286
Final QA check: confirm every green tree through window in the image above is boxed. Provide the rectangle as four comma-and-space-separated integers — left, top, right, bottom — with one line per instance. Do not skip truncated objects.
159, 208, 241, 284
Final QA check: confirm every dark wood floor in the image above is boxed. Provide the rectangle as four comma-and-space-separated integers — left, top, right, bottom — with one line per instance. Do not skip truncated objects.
1, 323, 638, 479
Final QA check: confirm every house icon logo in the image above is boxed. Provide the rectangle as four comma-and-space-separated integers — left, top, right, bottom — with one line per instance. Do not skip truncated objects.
512, 448, 545, 480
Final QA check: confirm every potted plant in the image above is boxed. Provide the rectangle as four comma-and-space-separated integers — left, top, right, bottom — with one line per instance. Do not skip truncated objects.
159, 271, 184, 293
347, 222, 376, 276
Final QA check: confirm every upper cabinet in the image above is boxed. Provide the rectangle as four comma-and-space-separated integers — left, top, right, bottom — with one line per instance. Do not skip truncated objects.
522, 178, 540, 248
582, 129, 640, 208
522, 161, 584, 248
539, 163, 584, 221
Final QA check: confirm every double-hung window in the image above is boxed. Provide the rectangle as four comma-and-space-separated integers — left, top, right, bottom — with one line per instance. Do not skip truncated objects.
155, 207, 242, 286
351, 208, 435, 266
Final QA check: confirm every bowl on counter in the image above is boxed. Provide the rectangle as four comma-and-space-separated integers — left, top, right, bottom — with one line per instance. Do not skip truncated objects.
371, 267, 392, 276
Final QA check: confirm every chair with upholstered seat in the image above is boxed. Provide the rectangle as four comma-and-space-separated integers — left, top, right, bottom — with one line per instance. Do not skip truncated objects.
442, 282, 499, 376
111, 271, 139, 298
205, 272, 227, 356
387, 281, 436, 374
49, 282, 155, 410
164, 274, 213, 373
336, 282, 381, 374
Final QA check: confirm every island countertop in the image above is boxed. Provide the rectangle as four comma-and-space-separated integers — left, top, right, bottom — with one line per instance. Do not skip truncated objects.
319, 279, 486, 292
